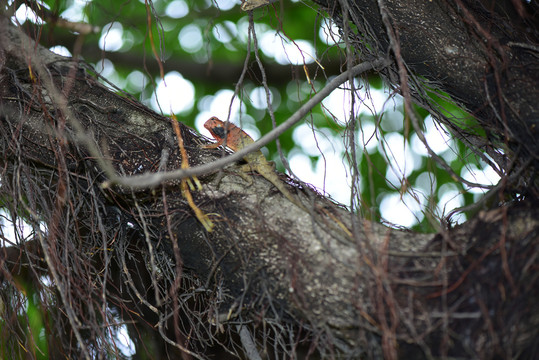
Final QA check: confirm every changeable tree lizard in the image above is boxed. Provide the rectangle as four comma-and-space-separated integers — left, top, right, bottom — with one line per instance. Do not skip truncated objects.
203, 116, 307, 212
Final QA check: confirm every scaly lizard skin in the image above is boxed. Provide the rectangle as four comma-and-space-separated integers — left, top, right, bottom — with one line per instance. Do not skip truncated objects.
204, 116, 306, 211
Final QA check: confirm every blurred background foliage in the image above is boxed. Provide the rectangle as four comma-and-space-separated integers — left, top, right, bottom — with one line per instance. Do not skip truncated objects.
9, 0, 499, 234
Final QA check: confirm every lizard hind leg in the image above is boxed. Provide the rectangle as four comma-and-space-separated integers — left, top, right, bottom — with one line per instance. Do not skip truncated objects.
237, 160, 276, 184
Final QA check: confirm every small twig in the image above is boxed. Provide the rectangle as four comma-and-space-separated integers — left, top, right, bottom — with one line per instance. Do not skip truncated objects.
170, 115, 214, 232
107, 58, 391, 189
157, 313, 205, 360
131, 190, 163, 306
119, 241, 159, 314
236, 324, 263, 360
20, 0, 100, 35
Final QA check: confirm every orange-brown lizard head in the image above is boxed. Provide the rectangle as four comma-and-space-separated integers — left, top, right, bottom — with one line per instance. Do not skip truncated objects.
203, 116, 225, 140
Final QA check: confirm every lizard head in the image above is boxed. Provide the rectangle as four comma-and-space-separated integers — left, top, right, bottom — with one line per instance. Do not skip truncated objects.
204, 116, 224, 138
203, 116, 247, 151
204, 116, 237, 141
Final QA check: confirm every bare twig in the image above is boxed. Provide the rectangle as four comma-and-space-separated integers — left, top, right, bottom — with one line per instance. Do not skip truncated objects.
107, 57, 391, 189
237, 324, 263, 360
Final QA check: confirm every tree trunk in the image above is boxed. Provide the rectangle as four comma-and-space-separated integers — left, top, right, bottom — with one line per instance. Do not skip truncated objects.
0, 3, 538, 359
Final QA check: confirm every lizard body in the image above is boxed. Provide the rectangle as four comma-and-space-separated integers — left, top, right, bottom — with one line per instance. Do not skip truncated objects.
204, 117, 307, 211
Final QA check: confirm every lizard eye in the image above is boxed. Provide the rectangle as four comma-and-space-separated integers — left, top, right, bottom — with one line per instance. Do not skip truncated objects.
212, 126, 226, 139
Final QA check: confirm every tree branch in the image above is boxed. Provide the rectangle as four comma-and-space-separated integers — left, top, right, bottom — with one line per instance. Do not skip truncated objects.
108, 57, 390, 189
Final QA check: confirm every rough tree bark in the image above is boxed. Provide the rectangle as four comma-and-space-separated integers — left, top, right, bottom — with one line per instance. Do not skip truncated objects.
0, 1, 538, 359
